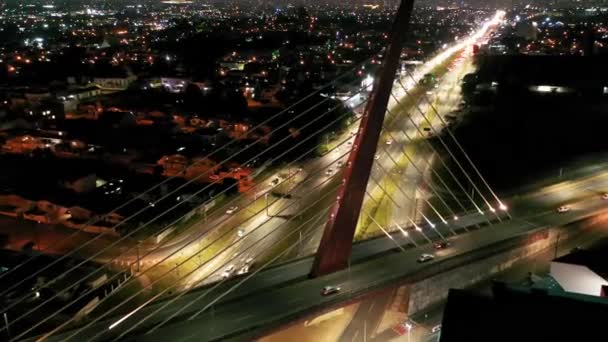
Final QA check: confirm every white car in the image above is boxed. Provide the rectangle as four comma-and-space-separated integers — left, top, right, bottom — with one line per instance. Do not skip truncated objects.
386, 139, 393, 145
226, 206, 239, 215
602, 193, 608, 200
237, 228, 245, 237
337, 161, 344, 168
374, 154, 380, 160
221, 265, 235, 279
557, 205, 570, 213
417, 253, 435, 263
237, 265, 249, 275
326, 169, 333, 176
320, 285, 341, 296
245, 257, 254, 264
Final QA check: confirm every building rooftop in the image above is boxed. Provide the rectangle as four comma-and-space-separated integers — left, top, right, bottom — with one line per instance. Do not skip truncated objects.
440, 281, 608, 342
553, 238, 608, 279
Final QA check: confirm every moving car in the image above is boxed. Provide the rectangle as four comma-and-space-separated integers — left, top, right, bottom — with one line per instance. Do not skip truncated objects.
602, 193, 608, 200
237, 228, 245, 237
417, 253, 435, 263
434, 240, 451, 250
386, 139, 393, 145
557, 205, 570, 213
226, 206, 239, 215
221, 265, 235, 279
321, 285, 341, 296
374, 154, 380, 160
326, 168, 333, 176
237, 265, 249, 275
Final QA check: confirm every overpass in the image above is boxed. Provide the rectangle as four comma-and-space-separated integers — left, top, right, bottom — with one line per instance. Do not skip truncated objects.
41, 159, 608, 341
42, 187, 608, 341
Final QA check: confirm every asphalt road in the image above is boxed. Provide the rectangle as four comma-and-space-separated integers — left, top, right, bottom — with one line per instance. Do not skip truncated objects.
41, 170, 608, 342
126, 30, 484, 292
0, 18, 512, 341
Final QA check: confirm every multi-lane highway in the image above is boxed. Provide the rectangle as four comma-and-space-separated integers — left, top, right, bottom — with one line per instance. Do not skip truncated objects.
15, 11, 512, 342
117, 14, 503, 293
42, 167, 608, 341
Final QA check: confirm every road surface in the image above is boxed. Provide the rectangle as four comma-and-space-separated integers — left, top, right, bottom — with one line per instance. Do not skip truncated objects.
40, 167, 608, 341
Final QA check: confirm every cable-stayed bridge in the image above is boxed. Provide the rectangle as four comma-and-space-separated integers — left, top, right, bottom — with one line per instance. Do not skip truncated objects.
2, 3, 595, 341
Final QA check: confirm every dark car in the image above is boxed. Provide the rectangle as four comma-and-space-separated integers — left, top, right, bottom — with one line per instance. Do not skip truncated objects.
434, 240, 451, 250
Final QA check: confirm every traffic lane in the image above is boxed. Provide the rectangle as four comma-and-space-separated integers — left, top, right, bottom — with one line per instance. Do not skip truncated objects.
397, 218, 608, 342
52, 178, 592, 340
338, 293, 391, 342
513, 171, 608, 210
142, 128, 351, 261
182, 136, 349, 284
241, 158, 608, 268
186, 159, 344, 283
192, 174, 339, 285
188, 151, 346, 279
48, 208, 496, 342
128, 211, 567, 342
130, 206, 560, 341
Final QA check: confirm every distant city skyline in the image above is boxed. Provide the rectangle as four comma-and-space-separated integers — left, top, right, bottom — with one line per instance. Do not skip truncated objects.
4, 0, 606, 8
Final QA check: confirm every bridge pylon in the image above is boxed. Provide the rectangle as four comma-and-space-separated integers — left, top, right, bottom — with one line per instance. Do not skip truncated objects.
310, 0, 416, 277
